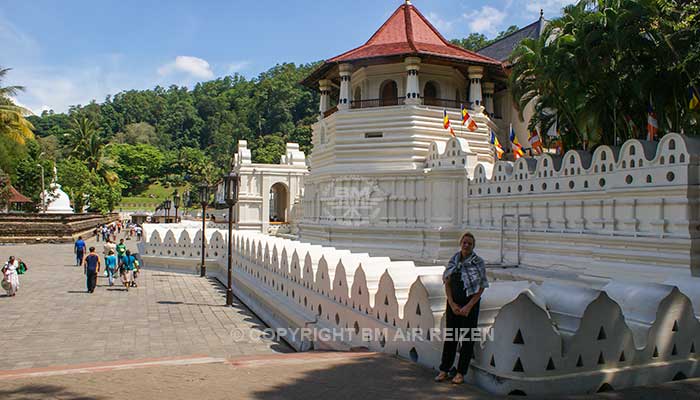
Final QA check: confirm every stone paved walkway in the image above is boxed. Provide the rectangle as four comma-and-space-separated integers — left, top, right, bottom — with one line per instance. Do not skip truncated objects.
0, 238, 290, 370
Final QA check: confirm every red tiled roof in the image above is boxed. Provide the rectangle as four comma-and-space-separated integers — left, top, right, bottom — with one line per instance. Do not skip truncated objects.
327, 3, 500, 65
8, 185, 31, 203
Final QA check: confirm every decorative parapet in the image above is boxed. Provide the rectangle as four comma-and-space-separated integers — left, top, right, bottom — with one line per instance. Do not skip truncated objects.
140, 225, 700, 396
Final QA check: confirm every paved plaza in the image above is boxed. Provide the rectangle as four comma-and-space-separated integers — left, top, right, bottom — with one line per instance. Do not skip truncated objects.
0, 238, 290, 371
1, 238, 699, 399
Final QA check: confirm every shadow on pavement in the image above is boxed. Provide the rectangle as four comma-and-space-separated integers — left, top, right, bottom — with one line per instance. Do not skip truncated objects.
0, 384, 105, 400
249, 353, 489, 400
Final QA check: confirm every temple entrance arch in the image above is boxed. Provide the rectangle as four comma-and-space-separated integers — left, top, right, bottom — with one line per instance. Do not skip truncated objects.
269, 182, 289, 223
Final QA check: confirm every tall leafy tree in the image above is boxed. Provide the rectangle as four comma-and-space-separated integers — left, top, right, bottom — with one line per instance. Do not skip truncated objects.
509, 0, 700, 148
0, 67, 34, 145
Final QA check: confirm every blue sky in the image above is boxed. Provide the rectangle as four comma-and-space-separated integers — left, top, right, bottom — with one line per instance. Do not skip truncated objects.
1, 0, 575, 114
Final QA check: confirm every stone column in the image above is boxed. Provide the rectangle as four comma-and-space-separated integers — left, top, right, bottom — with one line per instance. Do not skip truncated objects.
483, 82, 495, 116
319, 79, 332, 114
468, 66, 484, 108
404, 57, 421, 105
338, 64, 352, 110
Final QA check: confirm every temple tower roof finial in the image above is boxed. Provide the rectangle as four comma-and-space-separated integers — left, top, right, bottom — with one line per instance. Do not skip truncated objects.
406, 0, 412, 5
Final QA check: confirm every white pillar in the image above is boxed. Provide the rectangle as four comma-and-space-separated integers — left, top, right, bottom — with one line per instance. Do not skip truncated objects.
468, 66, 484, 108
319, 79, 331, 114
404, 56, 421, 105
338, 63, 352, 110
483, 82, 495, 116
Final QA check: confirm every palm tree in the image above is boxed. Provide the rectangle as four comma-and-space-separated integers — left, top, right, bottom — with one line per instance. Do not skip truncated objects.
0, 67, 34, 145
67, 115, 119, 185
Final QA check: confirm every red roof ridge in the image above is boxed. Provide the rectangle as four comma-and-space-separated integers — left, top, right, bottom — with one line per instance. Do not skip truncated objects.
327, 3, 500, 65
404, 4, 417, 53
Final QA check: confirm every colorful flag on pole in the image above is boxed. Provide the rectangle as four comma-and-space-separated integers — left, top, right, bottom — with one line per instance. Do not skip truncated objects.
623, 114, 639, 138
647, 104, 658, 141
443, 109, 455, 137
509, 124, 524, 159
490, 130, 504, 159
690, 87, 700, 110
555, 139, 564, 155
461, 104, 478, 131
528, 129, 543, 155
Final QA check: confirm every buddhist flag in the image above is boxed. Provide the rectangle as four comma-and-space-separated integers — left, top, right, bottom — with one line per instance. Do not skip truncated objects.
555, 139, 564, 155
443, 109, 455, 137
690, 87, 700, 110
528, 129, 543, 155
647, 104, 658, 141
461, 104, 478, 131
490, 130, 504, 159
623, 114, 639, 138
509, 124, 524, 159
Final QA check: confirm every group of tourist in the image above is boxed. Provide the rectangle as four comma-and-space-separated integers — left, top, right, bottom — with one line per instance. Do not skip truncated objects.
94, 221, 143, 243
76, 234, 140, 293
2, 256, 27, 297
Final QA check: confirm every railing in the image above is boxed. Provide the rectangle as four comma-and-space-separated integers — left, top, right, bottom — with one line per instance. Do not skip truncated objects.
423, 97, 472, 110
323, 105, 338, 118
350, 97, 406, 109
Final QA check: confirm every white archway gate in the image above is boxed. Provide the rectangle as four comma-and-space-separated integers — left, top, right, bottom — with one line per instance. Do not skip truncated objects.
217, 140, 308, 234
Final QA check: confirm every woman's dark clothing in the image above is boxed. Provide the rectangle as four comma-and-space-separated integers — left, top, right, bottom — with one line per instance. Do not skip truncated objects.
439, 251, 488, 376
439, 295, 481, 375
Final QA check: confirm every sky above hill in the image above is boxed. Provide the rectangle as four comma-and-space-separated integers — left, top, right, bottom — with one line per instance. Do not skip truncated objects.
1, 0, 575, 114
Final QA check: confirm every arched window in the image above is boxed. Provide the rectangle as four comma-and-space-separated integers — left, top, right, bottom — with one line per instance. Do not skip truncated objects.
380, 80, 398, 106
424, 81, 439, 100
353, 86, 362, 102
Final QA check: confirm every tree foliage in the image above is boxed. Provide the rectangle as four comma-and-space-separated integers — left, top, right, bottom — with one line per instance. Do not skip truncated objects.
509, 0, 700, 148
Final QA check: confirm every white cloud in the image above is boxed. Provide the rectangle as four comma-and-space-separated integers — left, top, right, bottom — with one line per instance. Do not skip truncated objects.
427, 12, 454, 35
157, 55, 214, 79
7, 62, 154, 115
227, 61, 250, 74
464, 6, 508, 36
0, 14, 41, 63
525, 0, 578, 17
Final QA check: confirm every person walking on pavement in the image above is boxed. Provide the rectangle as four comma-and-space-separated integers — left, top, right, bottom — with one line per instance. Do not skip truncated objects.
83, 247, 101, 293
2, 256, 20, 296
116, 239, 127, 268
103, 239, 116, 276
104, 250, 117, 286
74, 236, 86, 266
120, 250, 135, 291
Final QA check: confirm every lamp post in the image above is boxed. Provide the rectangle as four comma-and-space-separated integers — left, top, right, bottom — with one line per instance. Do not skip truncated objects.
223, 171, 240, 306
164, 199, 172, 223
198, 183, 209, 277
37, 163, 46, 212
173, 190, 181, 223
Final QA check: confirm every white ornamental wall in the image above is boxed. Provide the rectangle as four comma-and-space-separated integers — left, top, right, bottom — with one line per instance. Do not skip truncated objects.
301, 133, 700, 277
139, 226, 700, 396
465, 133, 700, 277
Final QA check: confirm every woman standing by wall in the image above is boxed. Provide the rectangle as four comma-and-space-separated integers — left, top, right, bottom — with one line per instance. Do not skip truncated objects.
435, 232, 489, 385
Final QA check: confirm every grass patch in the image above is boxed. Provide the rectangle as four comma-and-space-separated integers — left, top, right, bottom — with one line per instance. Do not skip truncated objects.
120, 183, 190, 210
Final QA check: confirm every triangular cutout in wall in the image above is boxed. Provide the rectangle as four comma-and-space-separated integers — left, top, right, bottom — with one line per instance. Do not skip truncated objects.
597, 326, 607, 340
512, 357, 524, 372
513, 329, 525, 345
546, 357, 556, 371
